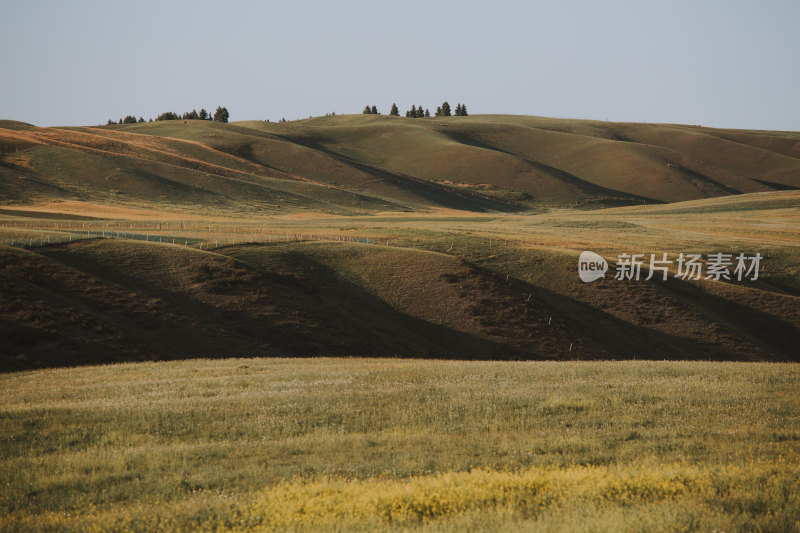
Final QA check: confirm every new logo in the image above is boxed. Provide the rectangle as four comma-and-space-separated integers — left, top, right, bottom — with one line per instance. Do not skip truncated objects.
578, 251, 608, 282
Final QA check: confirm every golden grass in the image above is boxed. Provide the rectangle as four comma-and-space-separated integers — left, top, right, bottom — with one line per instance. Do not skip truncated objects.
0, 201, 188, 220
1, 358, 798, 532
4, 463, 799, 532
5, 115, 799, 216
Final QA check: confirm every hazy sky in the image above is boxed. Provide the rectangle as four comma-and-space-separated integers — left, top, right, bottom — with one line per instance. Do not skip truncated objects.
2, 0, 798, 130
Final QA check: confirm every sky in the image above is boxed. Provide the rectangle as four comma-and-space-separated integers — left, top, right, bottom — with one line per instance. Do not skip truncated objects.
2, 0, 798, 130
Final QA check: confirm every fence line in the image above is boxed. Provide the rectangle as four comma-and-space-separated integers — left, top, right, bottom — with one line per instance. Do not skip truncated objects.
1, 222, 571, 256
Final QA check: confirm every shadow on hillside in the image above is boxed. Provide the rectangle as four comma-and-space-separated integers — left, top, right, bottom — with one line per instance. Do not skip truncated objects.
2, 241, 796, 372
435, 128, 661, 205
1, 243, 515, 371
458, 261, 778, 362
650, 275, 800, 360
487, 258, 800, 362
274, 132, 527, 213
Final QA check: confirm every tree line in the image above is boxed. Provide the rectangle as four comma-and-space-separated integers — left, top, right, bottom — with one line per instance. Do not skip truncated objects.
363, 101, 468, 118
107, 106, 230, 125
107, 101, 467, 126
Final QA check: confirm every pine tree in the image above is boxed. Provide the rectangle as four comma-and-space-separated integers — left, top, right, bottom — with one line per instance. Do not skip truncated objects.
435, 106, 442, 116
455, 104, 463, 116
415, 105, 424, 118
363, 105, 372, 114
199, 108, 208, 120
410, 105, 417, 117
371, 105, 378, 114
213, 106, 229, 123
390, 103, 399, 116
138, 117, 145, 123
441, 101, 451, 117
461, 103, 468, 116
425, 109, 430, 117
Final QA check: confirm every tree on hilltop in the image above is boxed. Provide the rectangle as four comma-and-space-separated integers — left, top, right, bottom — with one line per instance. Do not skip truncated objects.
390, 103, 399, 116
213, 106, 229, 123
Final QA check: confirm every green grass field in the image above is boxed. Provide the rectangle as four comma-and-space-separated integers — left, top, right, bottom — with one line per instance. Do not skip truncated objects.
1, 358, 798, 532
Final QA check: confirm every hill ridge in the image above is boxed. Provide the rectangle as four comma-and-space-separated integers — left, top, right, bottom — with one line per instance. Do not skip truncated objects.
2, 114, 799, 214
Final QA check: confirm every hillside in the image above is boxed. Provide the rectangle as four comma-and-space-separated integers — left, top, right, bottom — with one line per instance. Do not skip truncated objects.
1, 189, 798, 369
2, 115, 799, 214
1, 115, 798, 369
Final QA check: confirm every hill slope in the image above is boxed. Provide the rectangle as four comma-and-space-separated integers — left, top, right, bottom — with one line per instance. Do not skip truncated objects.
2, 115, 798, 214
2, 208, 798, 370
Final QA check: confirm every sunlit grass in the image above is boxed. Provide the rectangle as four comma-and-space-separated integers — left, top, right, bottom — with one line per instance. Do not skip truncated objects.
1, 358, 798, 531
4, 463, 799, 531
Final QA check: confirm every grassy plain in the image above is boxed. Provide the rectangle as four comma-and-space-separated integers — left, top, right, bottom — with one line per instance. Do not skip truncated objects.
1, 358, 798, 532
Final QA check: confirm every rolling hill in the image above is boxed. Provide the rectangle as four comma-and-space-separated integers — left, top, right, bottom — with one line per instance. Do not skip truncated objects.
1, 115, 798, 369
0, 238, 785, 369
1, 116, 797, 533
1, 187, 798, 370
2, 115, 799, 214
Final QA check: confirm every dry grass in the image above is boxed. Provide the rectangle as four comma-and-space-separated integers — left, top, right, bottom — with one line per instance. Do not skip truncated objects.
1, 190, 798, 369
1, 358, 798, 531
4, 116, 799, 216
1, 115, 798, 531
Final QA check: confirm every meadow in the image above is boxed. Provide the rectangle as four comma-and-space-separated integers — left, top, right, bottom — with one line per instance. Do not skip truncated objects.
1, 358, 798, 532
1, 115, 799, 531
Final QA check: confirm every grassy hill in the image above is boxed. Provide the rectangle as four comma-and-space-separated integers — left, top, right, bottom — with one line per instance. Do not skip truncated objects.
0, 114, 798, 369
1, 189, 798, 369
1, 115, 798, 531
2, 115, 798, 214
